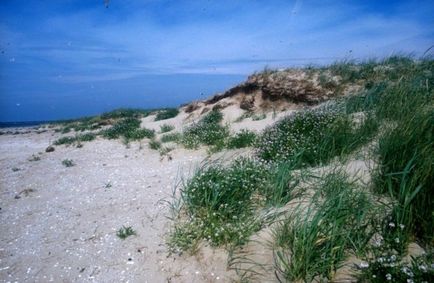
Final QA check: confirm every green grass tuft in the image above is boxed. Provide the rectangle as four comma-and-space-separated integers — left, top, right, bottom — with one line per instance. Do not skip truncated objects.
160, 124, 175, 133
116, 226, 136, 239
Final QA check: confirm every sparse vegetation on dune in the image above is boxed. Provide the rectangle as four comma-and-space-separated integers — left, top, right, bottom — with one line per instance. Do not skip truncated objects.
53, 108, 156, 145
32, 56, 433, 282
154, 108, 179, 121
181, 109, 229, 150
116, 226, 136, 239
168, 56, 434, 282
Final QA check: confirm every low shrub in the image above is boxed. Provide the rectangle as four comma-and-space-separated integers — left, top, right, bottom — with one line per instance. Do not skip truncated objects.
226, 129, 257, 149
54, 136, 76, 145
124, 128, 155, 140
169, 158, 270, 251
161, 132, 181, 143
149, 139, 162, 150
358, 243, 434, 283
255, 108, 378, 166
102, 117, 141, 139
160, 124, 175, 133
181, 110, 229, 149
155, 108, 179, 121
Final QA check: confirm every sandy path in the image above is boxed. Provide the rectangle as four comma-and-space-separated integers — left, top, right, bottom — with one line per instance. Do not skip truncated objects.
0, 130, 234, 282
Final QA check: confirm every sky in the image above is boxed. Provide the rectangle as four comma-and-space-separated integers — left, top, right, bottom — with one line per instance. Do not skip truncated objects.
0, 0, 433, 122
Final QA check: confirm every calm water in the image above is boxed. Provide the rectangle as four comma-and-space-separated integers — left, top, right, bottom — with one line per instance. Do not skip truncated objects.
0, 74, 244, 123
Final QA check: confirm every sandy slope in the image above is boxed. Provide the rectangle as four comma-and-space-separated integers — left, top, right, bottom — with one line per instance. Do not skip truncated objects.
0, 106, 298, 283
0, 129, 237, 283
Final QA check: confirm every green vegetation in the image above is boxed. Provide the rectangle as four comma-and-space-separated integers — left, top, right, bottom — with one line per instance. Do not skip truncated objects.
168, 57, 434, 282
100, 108, 150, 120
52, 108, 159, 146
161, 132, 181, 143
160, 124, 175, 133
116, 226, 136, 239
155, 108, 179, 121
358, 250, 434, 283
273, 172, 375, 282
181, 109, 229, 150
169, 158, 270, 252
149, 139, 162, 150
101, 117, 155, 141
54, 133, 96, 145
255, 108, 378, 165
62, 159, 75, 167
225, 129, 257, 149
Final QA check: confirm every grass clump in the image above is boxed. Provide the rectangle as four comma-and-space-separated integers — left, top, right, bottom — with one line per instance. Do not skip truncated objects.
181, 110, 229, 150
160, 124, 175, 133
273, 172, 375, 282
100, 108, 150, 120
169, 158, 270, 252
161, 132, 181, 143
226, 129, 257, 149
54, 133, 97, 146
101, 117, 154, 141
375, 110, 434, 242
149, 139, 162, 150
54, 136, 76, 145
62, 159, 75, 167
116, 226, 136, 239
155, 108, 179, 121
102, 117, 141, 139
376, 58, 433, 244
124, 127, 155, 140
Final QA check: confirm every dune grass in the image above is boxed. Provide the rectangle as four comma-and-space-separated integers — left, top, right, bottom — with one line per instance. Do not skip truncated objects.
168, 158, 270, 252
161, 132, 181, 143
167, 56, 433, 282
181, 109, 229, 150
160, 124, 175, 133
155, 108, 179, 121
273, 171, 376, 282
226, 129, 257, 149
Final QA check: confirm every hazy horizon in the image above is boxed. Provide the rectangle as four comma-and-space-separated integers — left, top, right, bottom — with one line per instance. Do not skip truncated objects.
1, 0, 433, 122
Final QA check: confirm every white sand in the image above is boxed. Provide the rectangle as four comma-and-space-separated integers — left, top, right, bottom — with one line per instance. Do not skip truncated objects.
0, 128, 236, 282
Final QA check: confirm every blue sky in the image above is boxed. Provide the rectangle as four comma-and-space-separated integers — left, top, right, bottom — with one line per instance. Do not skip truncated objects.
0, 0, 433, 122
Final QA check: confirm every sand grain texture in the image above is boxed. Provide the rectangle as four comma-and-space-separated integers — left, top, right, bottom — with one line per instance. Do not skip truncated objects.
0, 129, 235, 283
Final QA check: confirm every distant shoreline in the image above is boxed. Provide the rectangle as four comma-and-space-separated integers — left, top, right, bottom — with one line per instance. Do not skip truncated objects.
0, 121, 51, 128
